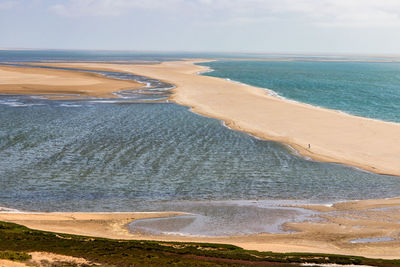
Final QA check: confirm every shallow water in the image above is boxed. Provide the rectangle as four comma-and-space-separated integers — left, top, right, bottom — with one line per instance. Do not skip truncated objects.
1, 102, 399, 213
129, 200, 320, 236
1, 51, 400, 236
0, 63, 174, 103
2, 102, 400, 235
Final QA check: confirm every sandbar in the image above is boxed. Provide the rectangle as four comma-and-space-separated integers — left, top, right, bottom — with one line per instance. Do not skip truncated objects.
31, 60, 400, 177
2, 60, 400, 259
0, 65, 141, 98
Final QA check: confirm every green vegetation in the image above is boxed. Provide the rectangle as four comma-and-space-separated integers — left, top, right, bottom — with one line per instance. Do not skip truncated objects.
0, 221, 399, 266
0, 250, 31, 262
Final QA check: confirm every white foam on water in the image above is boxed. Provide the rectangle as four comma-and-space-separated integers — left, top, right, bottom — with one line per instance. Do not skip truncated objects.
194, 62, 378, 124
0, 101, 45, 107
59, 104, 83, 107
0, 206, 23, 213
89, 100, 123, 104
195, 65, 214, 75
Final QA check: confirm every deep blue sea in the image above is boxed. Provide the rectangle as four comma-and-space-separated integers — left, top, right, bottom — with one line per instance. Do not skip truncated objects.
1, 50, 400, 236
200, 60, 400, 123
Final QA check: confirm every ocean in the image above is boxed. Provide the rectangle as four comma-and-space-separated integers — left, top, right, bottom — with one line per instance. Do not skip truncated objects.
1, 50, 399, 236
199, 60, 400, 123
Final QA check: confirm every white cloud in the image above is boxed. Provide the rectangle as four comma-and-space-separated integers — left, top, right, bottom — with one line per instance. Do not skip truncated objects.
48, 0, 400, 28
0, 0, 18, 10
286, 0, 400, 28
49, 0, 185, 17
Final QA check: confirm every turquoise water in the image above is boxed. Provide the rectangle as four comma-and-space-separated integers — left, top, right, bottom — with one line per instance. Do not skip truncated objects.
200, 61, 400, 123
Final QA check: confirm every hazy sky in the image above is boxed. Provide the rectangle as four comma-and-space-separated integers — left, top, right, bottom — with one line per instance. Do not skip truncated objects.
2, 0, 400, 54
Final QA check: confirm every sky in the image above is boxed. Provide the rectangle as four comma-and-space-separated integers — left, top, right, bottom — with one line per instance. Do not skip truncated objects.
1, 0, 400, 54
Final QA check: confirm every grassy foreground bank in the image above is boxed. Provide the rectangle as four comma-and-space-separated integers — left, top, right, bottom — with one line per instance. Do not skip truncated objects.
1, 221, 399, 266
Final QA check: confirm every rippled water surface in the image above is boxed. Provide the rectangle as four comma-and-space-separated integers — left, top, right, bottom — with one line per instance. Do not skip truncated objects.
1, 103, 400, 213
1, 50, 400, 236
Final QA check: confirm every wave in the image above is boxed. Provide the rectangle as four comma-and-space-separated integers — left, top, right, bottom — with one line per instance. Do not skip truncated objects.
195, 63, 293, 101
195, 65, 214, 75
0, 206, 23, 213
0, 99, 45, 107
59, 104, 83, 107
196, 63, 400, 127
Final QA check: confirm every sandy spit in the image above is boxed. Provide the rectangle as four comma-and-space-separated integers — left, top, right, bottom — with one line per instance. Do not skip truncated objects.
0, 65, 141, 99
31, 60, 400, 177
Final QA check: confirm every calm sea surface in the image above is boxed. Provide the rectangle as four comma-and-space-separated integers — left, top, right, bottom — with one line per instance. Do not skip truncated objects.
1, 51, 400, 235
200, 60, 400, 123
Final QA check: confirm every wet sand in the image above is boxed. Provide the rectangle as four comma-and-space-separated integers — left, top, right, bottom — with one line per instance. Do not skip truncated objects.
31, 60, 400, 177
0, 65, 141, 98
1, 197, 400, 259
0, 212, 185, 239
